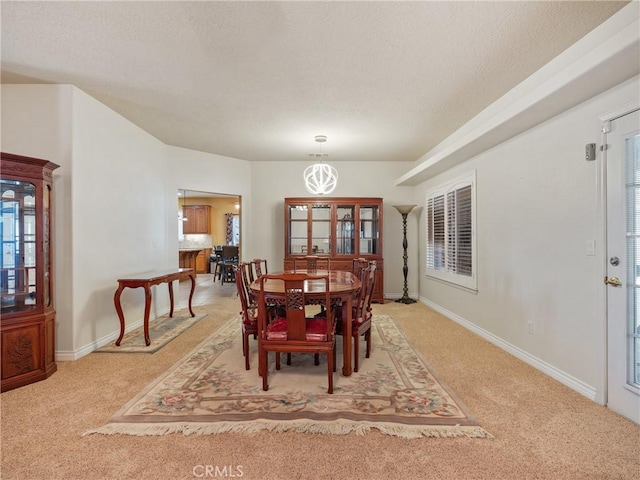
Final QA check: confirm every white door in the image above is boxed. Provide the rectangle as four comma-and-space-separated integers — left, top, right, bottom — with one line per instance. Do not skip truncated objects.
605, 108, 640, 424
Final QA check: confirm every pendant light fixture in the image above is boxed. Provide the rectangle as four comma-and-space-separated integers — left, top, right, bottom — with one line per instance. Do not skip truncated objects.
303, 135, 338, 195
181, 189, 188, 222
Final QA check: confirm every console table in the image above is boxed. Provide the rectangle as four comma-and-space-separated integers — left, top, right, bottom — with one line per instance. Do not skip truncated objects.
113, 268, 195, 346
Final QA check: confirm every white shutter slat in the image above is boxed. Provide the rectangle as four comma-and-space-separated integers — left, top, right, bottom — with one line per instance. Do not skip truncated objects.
425, 170, 476, 290
456, 186, 473, 276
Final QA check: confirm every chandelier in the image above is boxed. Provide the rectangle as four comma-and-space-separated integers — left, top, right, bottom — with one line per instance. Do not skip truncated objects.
303, 135, 338, 195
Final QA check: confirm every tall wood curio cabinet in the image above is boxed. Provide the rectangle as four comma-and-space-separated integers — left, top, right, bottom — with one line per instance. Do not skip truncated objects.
284, 197, 384, 302
1, 152, 59, 392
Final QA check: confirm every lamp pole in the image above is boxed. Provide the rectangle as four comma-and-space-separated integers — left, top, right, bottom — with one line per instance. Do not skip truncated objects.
393, 205, 417, 304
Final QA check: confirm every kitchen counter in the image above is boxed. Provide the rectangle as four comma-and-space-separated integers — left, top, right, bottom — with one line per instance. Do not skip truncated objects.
178, 248, 213, 275
178, 249, 202, 275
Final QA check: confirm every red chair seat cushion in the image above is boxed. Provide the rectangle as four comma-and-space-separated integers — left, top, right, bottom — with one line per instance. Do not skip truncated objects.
265, 316, 328, 341
305, 317, 328, 341
266, 317, 288, 340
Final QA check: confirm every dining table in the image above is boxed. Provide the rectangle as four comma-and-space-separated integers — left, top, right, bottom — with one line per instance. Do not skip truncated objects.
249, 269, 361, 377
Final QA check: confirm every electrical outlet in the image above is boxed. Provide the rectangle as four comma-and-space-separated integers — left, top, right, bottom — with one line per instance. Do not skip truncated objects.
527, 322, 534, 335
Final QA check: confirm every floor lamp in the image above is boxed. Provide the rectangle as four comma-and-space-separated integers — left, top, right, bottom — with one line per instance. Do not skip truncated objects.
393, 204, 417, 304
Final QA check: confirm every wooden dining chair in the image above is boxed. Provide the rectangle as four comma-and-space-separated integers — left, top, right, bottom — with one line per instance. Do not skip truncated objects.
352, 257, 369, 279
293, 255, 331, 273
351, 257, 369, 301
235, 265, 258, 370
216, 245, 239, 284
293, 256, 332, 319
338, 262, 376, 372
257, 273, 337, 393
209, 248, 222, 276
239, 261, 255, 302
241, 259, 275, 311
252, 258, 268, 279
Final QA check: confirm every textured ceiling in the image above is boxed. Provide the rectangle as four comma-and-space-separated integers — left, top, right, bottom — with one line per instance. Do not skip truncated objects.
1, 1, 629, 163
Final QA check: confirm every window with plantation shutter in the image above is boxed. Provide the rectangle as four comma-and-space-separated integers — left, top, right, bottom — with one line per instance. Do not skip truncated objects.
425, 171, 477, 290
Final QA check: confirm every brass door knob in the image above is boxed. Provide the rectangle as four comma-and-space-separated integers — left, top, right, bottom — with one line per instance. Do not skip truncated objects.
605, 276, 622, 287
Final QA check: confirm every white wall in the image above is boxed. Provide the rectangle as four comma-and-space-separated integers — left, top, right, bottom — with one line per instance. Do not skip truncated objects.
71, 88, 171, 355
1, 85, 254, 358
414, 76, 639, 402
1, 85, 174, 355
250, 160, 417, 296
1, 85, 76, 353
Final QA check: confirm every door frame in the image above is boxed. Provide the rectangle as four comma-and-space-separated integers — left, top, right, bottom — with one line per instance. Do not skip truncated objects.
597, 101, 640, 407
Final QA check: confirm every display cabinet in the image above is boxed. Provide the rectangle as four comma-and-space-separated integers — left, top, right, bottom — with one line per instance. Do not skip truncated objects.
284, 197, 384, 302
1, 152, 59, 392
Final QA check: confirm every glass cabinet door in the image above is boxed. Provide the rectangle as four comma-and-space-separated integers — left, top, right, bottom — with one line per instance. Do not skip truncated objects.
1, 180, 38, 314
336, 206, 355, 254
43, 184, 52, 307
311, 204, 331, 254
288, 204, 308, 255
359, 204, 380, 255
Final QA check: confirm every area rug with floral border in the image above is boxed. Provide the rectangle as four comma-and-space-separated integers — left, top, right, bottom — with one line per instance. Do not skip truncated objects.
95, 312, 208, 354
84, 314, 492, 438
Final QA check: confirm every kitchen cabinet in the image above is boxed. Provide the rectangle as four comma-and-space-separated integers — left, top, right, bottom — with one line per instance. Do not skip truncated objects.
183, 205, 211, 234
283, 197, 384, 302
196, 248, 212, 274
1, 152, 59, 392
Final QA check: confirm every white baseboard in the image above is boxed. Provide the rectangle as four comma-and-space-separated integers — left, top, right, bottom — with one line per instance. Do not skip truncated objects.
385, 292, 419, 301
55, 307, 169, 361
420, 296, 598, 402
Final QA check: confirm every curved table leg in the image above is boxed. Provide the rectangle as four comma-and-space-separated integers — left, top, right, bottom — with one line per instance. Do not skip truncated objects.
143, 286, 152, 346
168, 280, 175, 317
114, 284, 126, 346
187, 273, 196, 317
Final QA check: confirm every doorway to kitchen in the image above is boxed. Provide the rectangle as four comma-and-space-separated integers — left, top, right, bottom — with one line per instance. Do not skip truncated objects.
177, 189, 241, 281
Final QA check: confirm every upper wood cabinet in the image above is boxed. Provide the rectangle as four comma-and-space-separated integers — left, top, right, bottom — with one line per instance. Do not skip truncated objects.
284, 197, 384, 302
183, 205, 211, 234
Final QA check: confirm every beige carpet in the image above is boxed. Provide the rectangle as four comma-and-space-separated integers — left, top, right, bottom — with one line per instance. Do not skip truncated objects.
1, 288, 639, 480
96, 312, 207, 353
85, 314, 490, 438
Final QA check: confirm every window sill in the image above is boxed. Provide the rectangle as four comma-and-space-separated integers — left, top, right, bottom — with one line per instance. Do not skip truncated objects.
425, 273, 478, 294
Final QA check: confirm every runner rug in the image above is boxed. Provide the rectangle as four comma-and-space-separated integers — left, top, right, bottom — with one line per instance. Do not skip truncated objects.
96, 312, 207, 354
84, 314, 491, 438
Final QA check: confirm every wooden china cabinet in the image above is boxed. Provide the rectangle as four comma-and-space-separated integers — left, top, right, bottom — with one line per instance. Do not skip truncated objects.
283, 197, 384, 302
1, 152, 59, 392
